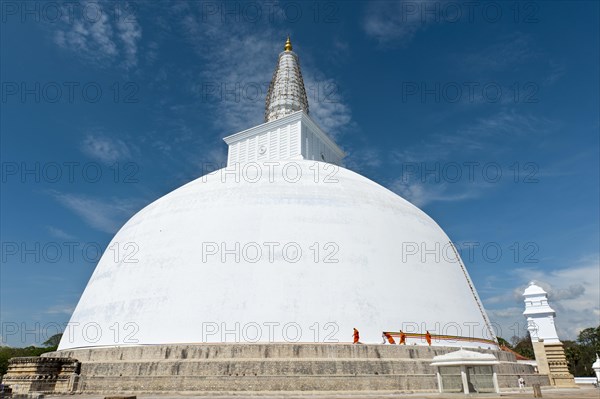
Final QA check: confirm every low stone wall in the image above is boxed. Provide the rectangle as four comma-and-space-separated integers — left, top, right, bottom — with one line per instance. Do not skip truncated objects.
496, 372, 553, 389
32, 343, 550, 393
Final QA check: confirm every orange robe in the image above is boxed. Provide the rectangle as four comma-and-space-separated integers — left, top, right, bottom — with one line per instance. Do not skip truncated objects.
384, 332, 396, 344
425, 331, 432, 346
399, 332, 406, 345
353, 329, 360, 344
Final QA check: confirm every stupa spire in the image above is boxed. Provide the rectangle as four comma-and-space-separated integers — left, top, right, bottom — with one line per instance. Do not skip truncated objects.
265, 36, 309, 122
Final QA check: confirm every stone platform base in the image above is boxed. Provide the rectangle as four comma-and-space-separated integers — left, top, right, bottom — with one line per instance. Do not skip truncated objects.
32, 344, 549, 394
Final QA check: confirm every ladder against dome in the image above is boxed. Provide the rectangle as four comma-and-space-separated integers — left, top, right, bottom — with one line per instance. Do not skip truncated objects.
223, 38, 344, 166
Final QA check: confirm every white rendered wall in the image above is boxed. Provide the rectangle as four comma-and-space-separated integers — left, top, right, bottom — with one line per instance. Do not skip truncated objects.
225, 112, 344, 166
526, 316, 560, 343
523, 284, 560, 343
301, 123, 340, 164
227, 120, 302, 165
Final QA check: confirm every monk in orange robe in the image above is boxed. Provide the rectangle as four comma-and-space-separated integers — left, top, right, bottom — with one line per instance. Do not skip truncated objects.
399, 330, 406, 345
383, 332, 396, 344
353, 328, 360, 344
425, 330, 432, 346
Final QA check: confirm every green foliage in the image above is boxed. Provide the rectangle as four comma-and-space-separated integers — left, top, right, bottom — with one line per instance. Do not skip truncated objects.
577, 326, 600, 352
506, 325, 599, 377
497, 336, 511, 348
481, 331, 600, 373
0, 345, 58, 376
43, 333, 62, 348
564, 325, 600, 377
509, 332, 535, 360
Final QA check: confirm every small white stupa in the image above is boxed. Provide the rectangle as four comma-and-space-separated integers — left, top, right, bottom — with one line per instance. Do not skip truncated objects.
523, 281, 560, 343
522, 281, 576, 386
592, 354, 600, 383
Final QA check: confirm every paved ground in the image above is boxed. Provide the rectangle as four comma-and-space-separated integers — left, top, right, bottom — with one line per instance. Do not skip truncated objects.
43, 386, 600, 399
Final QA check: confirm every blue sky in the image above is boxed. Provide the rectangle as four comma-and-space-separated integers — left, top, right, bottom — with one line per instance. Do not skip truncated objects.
1, 0, 598, 347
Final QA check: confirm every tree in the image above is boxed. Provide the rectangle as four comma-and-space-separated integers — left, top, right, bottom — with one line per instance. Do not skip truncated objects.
512, 332, 535, 360
0, 345, 57, 376
497, 336, 512, 348
572, 325, 599, 376
577, 326, 600, 352
562, 325, 600, 377
506, 326, 599, 376
0, 334, 62, 376
43, 333, 62, 348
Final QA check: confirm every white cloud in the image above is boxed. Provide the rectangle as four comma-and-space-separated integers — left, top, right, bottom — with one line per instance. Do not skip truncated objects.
483, 257, 600, 340
394, 110, 553, 164
178, 9, 277, 131
387, 110, 553, 205
544, 61, 566, 86
202, 146, 227, 167
81, 134, 132, 164
44, 304, 75, 315
363, 0, 431, 46
303, 77, 352, 138
389, 178, 485, 207
51, 191, 140, 234
461, 33, 536, 71
52, 1, 141, 69
172, 3, 352, 134
117, 13, 142, 69
46, 226, 76, 240
345, 147, 384, 170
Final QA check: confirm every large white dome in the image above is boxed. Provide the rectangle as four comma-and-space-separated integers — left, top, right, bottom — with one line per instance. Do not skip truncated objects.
60, 161, 495, 350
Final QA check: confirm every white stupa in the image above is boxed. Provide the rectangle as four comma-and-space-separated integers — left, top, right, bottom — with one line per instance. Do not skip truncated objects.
59, 38, 497, 350
522, 281, 576, 386
523, 281, 560, 343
